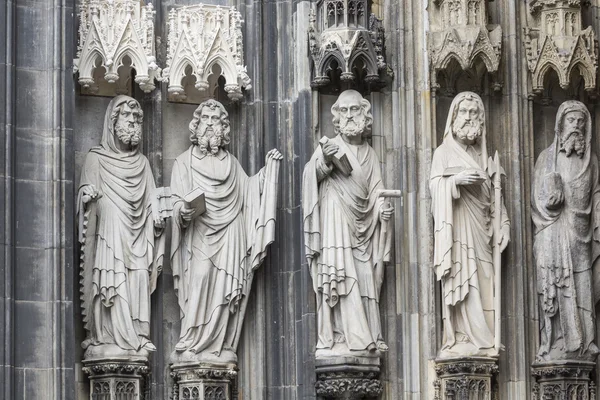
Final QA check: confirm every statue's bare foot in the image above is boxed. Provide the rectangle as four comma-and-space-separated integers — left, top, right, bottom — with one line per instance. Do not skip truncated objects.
376, 341, 389, 352
142, 341, 157, 352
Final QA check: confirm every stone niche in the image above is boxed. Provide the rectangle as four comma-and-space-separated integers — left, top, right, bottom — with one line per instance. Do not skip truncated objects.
428, 0, 502, 97
524, 0, 598, 97
74, 0, 161, 96
307, 0, 389, 94
162, 5, 251, 104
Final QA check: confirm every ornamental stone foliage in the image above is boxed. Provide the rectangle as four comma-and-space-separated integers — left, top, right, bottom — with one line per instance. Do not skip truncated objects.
428, 0, 502, 93
307, 0, 387, 89
524, 0, 598, 94
163, 5, 251, 103
74, 0, 161, 93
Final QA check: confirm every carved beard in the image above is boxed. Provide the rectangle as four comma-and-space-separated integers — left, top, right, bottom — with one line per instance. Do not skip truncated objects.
339, 114, 366, 137
196, 124, 223, 156
561, 129, 586, 158
115, 124, 142, 147
452, 119, 482, 142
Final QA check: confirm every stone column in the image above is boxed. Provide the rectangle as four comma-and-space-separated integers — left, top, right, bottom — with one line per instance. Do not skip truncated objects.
531, 361, 596, 400
434, 357, 499, 400
315, 357, 383, 400
171, 363, 237, 400
82, 358, 149, 400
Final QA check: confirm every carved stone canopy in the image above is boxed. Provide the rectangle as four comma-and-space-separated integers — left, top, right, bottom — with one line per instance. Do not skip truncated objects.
525, 0, 598, 95
163, 5, 251, 103
428, 0, 502, 94
308, 0, 387, 90
74, 0, 161, 94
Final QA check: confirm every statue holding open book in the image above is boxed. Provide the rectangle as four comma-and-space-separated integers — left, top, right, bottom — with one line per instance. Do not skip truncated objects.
430, 91, 510, 359
303, 90, 398, 358
170, 99, 282, 363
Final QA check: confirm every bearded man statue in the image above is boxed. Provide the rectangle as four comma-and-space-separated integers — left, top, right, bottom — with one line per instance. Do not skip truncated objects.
303, 89, 394, 358
170, 99, 282, 363
532, 100, 600, 362
78, 95, 166, 358
430, 91, 510, 358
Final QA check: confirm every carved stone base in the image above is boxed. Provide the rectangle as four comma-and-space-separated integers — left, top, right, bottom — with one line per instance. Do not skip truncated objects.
531, 360, 596, 400
315, 356, 383, 399
434, 357, 499, 400
82, 357, 149, 400
170, 362, 238, 400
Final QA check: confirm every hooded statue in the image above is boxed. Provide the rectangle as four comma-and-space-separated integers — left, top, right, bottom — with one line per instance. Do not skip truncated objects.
78, 95, 165, 358
430, 91, 510, 358
532, 100, 600, 362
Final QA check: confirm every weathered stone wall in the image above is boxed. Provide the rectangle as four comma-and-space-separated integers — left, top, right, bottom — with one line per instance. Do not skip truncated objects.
5, 0, 600, 399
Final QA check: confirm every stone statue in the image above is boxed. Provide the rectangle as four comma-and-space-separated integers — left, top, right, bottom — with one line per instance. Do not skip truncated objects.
532, 100, 600, 362
170, 99, 282, 363
78, 95, 166, 359
430, 91, 510, 358
302, 90, 394, 358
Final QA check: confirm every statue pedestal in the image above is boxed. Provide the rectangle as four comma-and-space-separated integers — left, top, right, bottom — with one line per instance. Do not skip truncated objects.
82, 357, 149, 400
170, 362, 238, 400
315, 356, 383, 399
434, 357, 499, 400
531, 360, 596, 400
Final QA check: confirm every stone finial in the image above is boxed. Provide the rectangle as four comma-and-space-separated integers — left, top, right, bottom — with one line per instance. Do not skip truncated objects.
162, 5, 251, 103
428, 0, 502, 94
307, 1, 388, 90
74, 0, 161, 93
524, 0, 598, 94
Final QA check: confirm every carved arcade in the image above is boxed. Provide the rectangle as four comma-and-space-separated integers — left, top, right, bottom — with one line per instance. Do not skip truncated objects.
163, 5, 251, 103
524, 0, 598, 95
308, 1, 387, 89
428, 0, 502, 94
74, 0, 161, 94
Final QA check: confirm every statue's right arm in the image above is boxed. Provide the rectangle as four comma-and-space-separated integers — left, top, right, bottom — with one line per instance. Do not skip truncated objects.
315, 155, 333, 183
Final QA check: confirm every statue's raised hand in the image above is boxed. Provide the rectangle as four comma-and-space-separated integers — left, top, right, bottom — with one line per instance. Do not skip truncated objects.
543, 172, 564, 210
81, 184, 101, 204
322, 141, 339, 164
379, 203, 394, 222
454, 169, 486, 186
266, 149, 283, 163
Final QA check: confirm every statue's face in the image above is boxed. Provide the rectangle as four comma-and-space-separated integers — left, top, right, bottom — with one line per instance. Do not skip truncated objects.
561, 110, 586, 158
452, 99, 483, 144
199, 107, 223, 135
336, 94, 366, 137
115, 102, 142, 146
195, 106, 225, 155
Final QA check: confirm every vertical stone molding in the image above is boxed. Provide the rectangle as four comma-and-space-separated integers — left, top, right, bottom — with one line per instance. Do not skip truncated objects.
434, 357, 499, 400
315, 358, 382, 400
524, 0, 598, 95
531, 361, 596, 400
162, 5, 251, 103
428, 0, 502, 95
171, 363, 238, 400
82, 358, 149, 400
74, 0, 161, 94
307, 1, 388, 90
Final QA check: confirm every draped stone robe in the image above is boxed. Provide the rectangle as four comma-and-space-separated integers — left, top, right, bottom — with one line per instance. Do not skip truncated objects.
430, 138, 508, 355
532, 139, 600, 361
78, 127, 164, 353
170, 147, 278, 357
303, 134, 391, 352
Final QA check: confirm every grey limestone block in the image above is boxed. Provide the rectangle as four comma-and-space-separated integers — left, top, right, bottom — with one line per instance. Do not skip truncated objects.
14, 179, 51, 248
14, 301, 52, 368
15, 69, 51, 131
